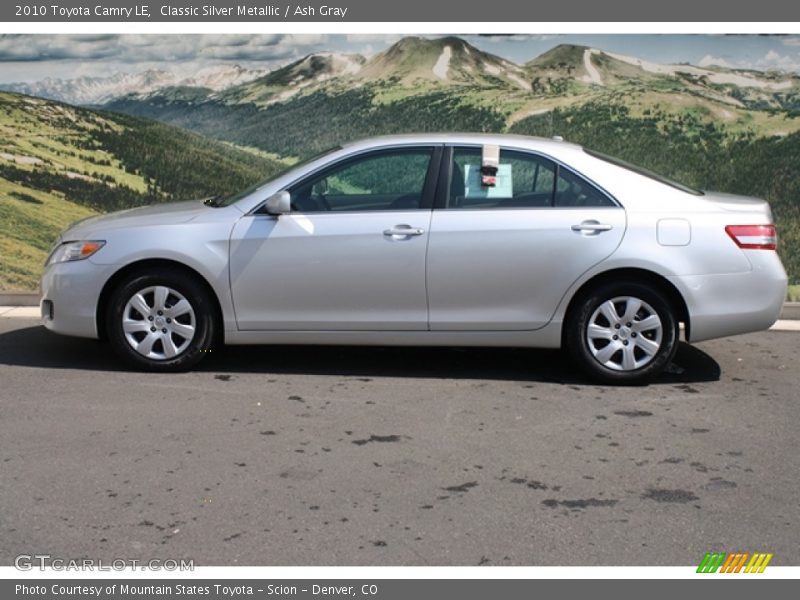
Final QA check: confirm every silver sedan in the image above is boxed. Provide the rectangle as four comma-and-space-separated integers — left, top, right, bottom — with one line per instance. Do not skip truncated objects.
40, 134, 787, 383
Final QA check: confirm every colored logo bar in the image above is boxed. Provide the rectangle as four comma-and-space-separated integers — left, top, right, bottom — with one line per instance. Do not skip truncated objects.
697, 552, 773, 573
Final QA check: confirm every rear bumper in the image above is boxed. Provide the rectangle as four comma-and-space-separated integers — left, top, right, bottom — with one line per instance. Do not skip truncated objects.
670, 251, 787, 343
40, 259, 117, 339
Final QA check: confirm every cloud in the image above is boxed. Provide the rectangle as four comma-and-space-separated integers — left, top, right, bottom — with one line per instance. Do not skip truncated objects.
0, 34, 326, 63
358, 44, 376, 58
757, 49, 800, 72
696, 49, 800, 74
781, 37, 800, 47
345, 34, 402, 43
698, 54, 733, 68
0, 34, 119, 61
475, 34, 559, 42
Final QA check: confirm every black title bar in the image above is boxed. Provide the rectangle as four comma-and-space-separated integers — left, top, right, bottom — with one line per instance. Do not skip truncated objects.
3, 0, 800, 22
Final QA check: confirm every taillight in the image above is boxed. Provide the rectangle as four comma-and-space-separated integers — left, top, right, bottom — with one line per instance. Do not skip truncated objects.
725, 224, 777, 250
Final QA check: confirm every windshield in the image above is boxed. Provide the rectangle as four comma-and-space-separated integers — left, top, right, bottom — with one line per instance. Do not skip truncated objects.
584, 148, 704, 196
210, 146, 342, 207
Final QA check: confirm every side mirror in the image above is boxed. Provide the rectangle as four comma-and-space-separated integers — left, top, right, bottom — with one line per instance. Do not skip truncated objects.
264, 190, 291, 215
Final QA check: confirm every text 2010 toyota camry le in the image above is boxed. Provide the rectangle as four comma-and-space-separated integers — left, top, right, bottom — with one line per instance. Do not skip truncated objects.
40, 134, 787, 383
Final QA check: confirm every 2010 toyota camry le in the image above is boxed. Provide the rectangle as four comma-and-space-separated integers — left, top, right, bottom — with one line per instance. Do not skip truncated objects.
40, 134, 788, 383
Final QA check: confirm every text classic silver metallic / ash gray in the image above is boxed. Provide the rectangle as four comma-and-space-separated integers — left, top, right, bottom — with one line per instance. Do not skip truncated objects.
40, 134, 788, 383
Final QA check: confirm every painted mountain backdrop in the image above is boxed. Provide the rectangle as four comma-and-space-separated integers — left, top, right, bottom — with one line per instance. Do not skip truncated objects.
0, 64, 269, 106
0, 92, 282, 289
2, 36, 800, 290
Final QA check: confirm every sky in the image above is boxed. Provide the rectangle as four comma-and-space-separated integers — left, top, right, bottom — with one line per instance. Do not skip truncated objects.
0, 33, 799, 84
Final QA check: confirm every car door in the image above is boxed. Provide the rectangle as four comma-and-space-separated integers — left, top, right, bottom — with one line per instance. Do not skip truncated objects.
229, 146, 440, 330
426, 146, 626, 331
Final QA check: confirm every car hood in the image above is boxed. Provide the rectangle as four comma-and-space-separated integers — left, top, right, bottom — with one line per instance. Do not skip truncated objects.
62, 200, 214, 239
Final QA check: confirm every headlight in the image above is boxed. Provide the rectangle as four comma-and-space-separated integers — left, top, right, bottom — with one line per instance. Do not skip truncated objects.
46, 241, 106, 265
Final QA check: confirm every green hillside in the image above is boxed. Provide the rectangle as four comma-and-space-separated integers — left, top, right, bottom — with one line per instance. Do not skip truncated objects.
109, 86, 507, 159
0, 91, 283, 290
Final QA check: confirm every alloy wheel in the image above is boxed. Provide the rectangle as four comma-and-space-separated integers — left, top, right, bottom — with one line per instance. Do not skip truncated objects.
121, 285, 196, 360
586, 295, 663, 371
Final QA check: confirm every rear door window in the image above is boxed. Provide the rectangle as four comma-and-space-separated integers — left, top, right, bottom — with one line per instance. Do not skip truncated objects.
447, 146, 615, 209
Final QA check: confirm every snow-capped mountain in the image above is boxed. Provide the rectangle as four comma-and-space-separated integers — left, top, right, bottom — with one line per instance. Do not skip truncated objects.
219, 52, 367, 104
356, 36, 531, 88
5, 37, 800, 110
525, 44, 798, 91
0, 65, 268, 105
218, 39, 533, 106
180, 64, 271, 91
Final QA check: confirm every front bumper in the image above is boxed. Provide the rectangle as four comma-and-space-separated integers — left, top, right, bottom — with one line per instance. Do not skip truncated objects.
670, 251, 788, 343
40, 259, 118, 339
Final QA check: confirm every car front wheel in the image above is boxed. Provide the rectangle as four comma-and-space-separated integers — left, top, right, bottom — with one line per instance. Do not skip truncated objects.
106, 269, 216, 371
566, 281, 679, 384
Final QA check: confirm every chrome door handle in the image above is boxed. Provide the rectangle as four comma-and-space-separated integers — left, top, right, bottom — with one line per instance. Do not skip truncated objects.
571, 221, 613, 233
383, 226, 425, 237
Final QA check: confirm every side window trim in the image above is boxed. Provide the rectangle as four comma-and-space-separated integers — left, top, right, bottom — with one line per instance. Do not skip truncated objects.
437, 144, 620, 210
421, 145, 444, 210
433, 146, 453, 210
279, 145, 441, 214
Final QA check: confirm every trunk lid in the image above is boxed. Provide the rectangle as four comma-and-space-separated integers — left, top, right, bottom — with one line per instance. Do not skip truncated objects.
701, 192, 774, 221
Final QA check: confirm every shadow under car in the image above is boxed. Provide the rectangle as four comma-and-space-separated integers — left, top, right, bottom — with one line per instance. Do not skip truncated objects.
0, 325, 721, 385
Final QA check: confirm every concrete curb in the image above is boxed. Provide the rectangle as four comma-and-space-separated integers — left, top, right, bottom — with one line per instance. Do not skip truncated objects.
0, 306, 40, 318
780, 302, 800, 320
0, 293, 39, 306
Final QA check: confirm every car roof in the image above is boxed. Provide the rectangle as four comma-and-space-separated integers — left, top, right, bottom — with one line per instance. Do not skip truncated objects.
341, 133, 584, 153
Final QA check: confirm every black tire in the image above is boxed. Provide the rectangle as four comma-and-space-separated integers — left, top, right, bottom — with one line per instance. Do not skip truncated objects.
106, 268, 217, 372
565, 280, 679, 384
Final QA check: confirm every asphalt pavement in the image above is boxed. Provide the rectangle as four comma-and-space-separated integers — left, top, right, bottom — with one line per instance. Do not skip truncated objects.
1, 317, 798, 566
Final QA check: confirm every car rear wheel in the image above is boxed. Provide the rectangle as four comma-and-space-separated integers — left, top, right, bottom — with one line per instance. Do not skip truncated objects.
566, 281, 679, 384
106, 269, 216, 371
